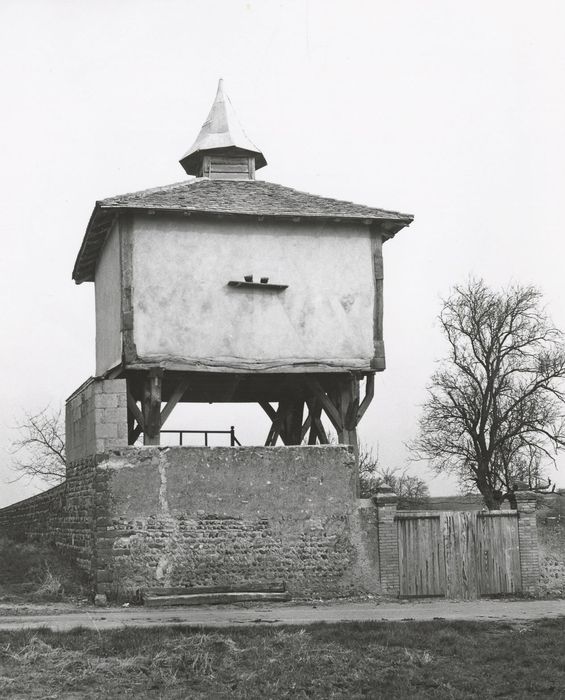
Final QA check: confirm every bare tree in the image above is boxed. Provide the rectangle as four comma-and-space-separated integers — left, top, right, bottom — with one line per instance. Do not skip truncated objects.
411, 279, 565, 509
10, 407, 66, 485
359, 445, 429, 506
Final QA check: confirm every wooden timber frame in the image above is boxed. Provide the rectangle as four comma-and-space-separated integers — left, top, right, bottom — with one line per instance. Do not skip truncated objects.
121, 369, 374, 457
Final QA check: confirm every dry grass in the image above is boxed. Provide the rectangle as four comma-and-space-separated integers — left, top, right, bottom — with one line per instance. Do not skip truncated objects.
0, 618, 564, 698
0, 537, 87, 603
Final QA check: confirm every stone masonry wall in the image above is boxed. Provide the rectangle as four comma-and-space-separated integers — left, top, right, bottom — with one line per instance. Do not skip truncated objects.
66, 378, 127, 463
0, 376, 128, 581
0, 457, 98, 576
93, 445, 380, 600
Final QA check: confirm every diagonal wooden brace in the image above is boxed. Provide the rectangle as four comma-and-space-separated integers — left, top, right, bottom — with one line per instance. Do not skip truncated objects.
127, 389, 145, 429
305, 397, 328, 444
160, 376, 190, 427
304, 377, 343, 433
356, 373, 375, 423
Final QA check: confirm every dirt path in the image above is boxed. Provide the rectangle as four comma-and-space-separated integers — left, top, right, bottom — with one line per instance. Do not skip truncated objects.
0, 598, 563, 632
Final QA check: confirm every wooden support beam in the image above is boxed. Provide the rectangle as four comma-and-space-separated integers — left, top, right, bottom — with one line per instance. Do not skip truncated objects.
305, 397, 328, 445
300, 414, 312, 442
143, 368, 163, 445
222, 376, 242, 402
323, 375, 360, 449
160, 376, 190, 427
304, 377, 343, 433
371, 231, 385, 366
345, 394, 360, 431
261, 401, 280, 445
262, 399, 304, 446
265, 423, 280, 446
337, 376, 360, 444
127, 399, 135, 445
357, 373, 375, 423
279, 399, 304, 445
259, 401, 277, 422
127, 389, 145, 429
265, 410, 282, 446
305, 397, 317, 445
131, 424, 143, 443
332, 375, 360, 497
126, 376, 144, 445
313, 414, 329, 444
264, 403, 284, 446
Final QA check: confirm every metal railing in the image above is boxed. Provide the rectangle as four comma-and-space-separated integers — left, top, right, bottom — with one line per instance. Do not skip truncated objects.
160, 426, 241, 447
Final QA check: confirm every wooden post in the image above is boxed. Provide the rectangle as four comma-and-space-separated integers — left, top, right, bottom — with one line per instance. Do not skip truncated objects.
127, 402, 135, 444
143, 368, 163, 445
126, 378, 144, 445
260, 402, 282, 446
329, 375, 359, 448
344, 376, 360, 452
371, 229, 385, 369
303, 397, 327, 444
306, 398, 319, 444
330, 375, 360, 496
260, 398, 304, 446
279, 399, 304, 445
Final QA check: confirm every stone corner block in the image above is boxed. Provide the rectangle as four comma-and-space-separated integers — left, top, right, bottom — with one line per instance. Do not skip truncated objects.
94, 593, 108, 607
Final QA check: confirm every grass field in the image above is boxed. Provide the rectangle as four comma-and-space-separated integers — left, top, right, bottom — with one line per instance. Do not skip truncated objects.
1, 618, 564, 698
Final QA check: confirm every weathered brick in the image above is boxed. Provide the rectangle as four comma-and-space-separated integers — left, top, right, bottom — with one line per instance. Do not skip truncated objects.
515, 490, 540, 594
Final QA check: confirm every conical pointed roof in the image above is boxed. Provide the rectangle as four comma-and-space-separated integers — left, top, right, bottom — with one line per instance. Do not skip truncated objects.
180, 79, 267, 175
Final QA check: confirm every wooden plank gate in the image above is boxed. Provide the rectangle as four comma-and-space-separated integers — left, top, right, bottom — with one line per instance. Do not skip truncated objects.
396, 511, 521, 599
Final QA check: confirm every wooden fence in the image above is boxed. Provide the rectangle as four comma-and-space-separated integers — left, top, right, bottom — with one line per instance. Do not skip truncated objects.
396, 510, 521, 599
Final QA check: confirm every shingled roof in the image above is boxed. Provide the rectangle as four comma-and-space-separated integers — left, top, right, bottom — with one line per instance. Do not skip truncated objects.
72, 178, 413, 283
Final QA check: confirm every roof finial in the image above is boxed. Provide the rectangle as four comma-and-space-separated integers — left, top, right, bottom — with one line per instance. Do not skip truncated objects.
179, 79, 267, 177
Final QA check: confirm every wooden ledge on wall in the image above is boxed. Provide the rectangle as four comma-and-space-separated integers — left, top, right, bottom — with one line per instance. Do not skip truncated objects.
227, 280, 288, 291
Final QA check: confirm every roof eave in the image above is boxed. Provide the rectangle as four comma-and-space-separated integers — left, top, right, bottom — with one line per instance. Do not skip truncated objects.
97, 203, 413, 224
72, 203, 116, 284
72, 205, 413, 284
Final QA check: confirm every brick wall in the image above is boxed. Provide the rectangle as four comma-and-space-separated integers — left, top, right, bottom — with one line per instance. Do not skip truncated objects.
0, 484, 65, 543
92, 445, 380, 600
66, 378, 127, 463
515, 490, 540, 595
373, 487, 400, 595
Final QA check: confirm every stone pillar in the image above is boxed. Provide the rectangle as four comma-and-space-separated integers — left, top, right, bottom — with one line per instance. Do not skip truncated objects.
514, 485, 539, 595
373, 485, 399, 596
66, 378, 128, 465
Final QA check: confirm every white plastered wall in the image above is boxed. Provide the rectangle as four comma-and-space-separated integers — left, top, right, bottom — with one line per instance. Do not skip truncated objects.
130, 215, 375, 371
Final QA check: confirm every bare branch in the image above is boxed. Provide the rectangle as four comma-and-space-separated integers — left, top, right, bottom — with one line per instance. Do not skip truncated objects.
409, 278, 565, 509
9, 406, 66, 485
358, 444, 430, 505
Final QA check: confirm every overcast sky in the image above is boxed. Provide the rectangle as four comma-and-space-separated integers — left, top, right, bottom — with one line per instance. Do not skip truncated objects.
1, 0, 565, 507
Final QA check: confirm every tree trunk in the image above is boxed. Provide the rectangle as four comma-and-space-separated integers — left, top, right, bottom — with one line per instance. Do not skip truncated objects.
479, 486, 503, 510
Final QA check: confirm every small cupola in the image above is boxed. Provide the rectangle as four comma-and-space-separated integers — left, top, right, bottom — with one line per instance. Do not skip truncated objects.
180, 79, 267, 180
